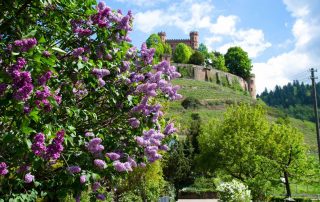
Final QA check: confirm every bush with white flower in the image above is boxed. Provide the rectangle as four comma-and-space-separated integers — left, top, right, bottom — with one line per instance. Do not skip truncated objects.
216, 179, 251, 202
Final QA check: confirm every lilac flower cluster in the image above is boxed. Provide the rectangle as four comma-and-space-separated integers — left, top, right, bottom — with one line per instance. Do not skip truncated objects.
87, 138, 104, 154
92, 2, 133, 36
42, 51, 51, 58
38, 71, 52, 86
105, 152, 120, 161
14, 38, 37, 52
0, 162, 8, 176
92, 68, 110, 86
46, 130, 65, 160
135, 129, 169, 162
80, 175, 86, 184
96, 194, 106, 201
92, 181, 101, 192
113, 157, 137, 172
24, 172, 35, 183
94, 159, 106, 169
34, 85, 61, 111
140, 43, 155, 65
31, 133, 47, 157
7, 58, 34, 101
31, 130, 65, 160
0, 83, 7, 96
132, 98, 164, 123
71, 19, 92, 37
128, 117, 140, 128
72, 47, 85, 58
67, 166, 82, 174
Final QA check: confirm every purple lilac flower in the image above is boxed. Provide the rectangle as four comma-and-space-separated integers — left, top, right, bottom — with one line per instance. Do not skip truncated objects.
67, 166, 81, 174
128, 157, 137, 168
74, 28, 92, 37
106, 152, 120, 161
45, 130, 65, 160
72, 47, 85, 58
85, 132, 95, 137
164, 123, 177, 135
0, 162, 9, 176
139, 163, 146, 168
12, 72, 34, 101
24, 104, 31, 114
80, 175, 86, 184
160, 145, 169, 151
128, 118, 140, 128
140, 43, 155, 65
31, 133, 46, 157
0, 83, 7, 96
94, 159, 106, 169
35, 86, 51, 99
92, 181, 101, 192
14, 38, 37, 52
87, 138, 104, 154
113, 161, 127, 172
24, 172, 35, 183
92, 68, 110, 78
38, 71, 52, 86
42, 51, 51, 57
96, 194, 106, 201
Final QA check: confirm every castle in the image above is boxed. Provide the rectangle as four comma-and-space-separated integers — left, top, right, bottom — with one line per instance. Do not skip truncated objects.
158, 31, 199, 51
157, 31, 256, 99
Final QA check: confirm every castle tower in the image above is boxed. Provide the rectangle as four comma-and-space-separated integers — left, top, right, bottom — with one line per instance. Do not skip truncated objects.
190, 31, 199, 49
247, 74, 256, 99
158, 31, 166, 43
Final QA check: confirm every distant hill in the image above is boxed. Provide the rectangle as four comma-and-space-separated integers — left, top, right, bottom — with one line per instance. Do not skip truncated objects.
167, 78, 318, 153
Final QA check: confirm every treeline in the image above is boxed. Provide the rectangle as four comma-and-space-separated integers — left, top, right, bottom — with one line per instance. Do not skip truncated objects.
258, 80, 318, 122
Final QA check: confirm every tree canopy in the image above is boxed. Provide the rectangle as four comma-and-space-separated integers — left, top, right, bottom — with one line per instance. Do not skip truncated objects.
197, 104, 309, 200
188, 51, 205, 65
224, 47, 252, 79
173, 43, 193, 64
146, 34, 171, 63
0, 0, 181, 200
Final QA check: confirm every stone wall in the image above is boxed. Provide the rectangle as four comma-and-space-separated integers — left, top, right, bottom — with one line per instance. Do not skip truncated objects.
173, 63, 256, 99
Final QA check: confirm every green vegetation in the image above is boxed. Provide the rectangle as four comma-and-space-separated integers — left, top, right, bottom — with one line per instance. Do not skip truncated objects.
224, 46, 252, 79
189, 51, 205, 65
173, 43, 193, 64
146, 33, 172, 63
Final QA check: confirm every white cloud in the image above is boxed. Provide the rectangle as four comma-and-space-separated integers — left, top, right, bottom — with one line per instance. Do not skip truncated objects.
209, 15, 238, 35
253, 0, 320, 94
215, 27, 271, 58
134, 10, 167, 33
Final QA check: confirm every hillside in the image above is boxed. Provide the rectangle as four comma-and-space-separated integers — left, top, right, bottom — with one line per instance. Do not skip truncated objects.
167, 78, 318, 153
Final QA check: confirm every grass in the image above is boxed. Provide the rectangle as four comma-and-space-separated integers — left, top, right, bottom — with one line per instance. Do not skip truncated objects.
168, 78, 318, 151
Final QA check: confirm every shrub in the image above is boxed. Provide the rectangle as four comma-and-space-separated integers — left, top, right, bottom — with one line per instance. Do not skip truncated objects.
181, 97, 202, 109
216, 179, 251, 202
189, 51, 205, 65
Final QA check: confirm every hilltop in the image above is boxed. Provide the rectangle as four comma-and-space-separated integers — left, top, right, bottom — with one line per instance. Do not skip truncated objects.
167, 78, 318, 153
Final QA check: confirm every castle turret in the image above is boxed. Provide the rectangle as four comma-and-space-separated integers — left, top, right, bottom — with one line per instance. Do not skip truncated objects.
158, 31, 166, 43
190, 31, 199, 49
247, 74, 256, 99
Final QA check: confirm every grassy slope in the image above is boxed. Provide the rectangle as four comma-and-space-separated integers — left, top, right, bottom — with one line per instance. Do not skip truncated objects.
167, 78, 318, 152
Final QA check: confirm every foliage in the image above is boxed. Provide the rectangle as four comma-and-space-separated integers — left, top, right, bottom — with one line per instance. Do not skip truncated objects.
197, 104, 310, 200
146, 34, 172, 64
176, 65, 194, 78
163, 139, 194, 200
197, 43, 208, 56
188, 51, 205, 65
146, 34, 164, 63
224, 47, 251, 79
216, 179, 251, 202
181, 97, 202, 109
209, 51, 228, 72
258, 80, 319, 122
118, 191, 142, 202
0, 0, 181, 200
173, 43, 193, 64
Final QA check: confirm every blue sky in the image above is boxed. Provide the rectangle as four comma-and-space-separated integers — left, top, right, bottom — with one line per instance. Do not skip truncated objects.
105, 0, 320, 94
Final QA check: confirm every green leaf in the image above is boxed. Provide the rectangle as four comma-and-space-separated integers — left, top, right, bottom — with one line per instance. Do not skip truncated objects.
22, 126, 35, 135
29, 109, 40, 123
77, 61, 84, 70
38, 36, 46, 43
12, 52, 20, 56
52, 47, 67, 54
25, 138, 32, 149
23, 30, 37, 38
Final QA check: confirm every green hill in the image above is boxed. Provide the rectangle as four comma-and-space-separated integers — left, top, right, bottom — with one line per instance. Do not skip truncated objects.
167, 78, 318, 153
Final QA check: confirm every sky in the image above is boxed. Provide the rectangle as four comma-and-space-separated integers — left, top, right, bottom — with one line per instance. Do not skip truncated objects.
105, 0, 320, 94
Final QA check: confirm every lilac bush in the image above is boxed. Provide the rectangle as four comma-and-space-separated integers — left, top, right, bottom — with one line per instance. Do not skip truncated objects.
0, 0, 181, 200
